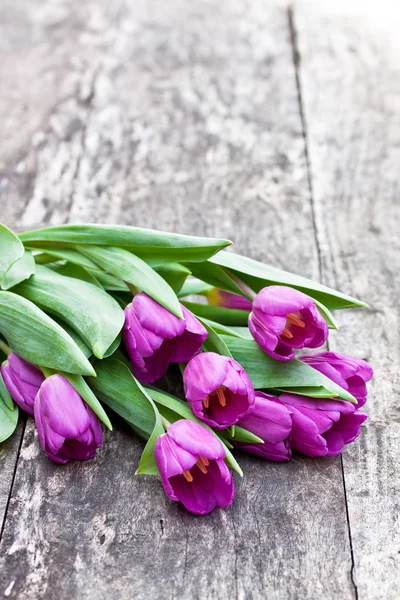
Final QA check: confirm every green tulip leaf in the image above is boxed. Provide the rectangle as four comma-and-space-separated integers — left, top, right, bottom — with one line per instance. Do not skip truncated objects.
210, 251, 367, 310
20, 224, 231, 263
88, 359, 155, 437
0, 372, 15, 411
0, 291, 95, 375
88, 358, 156, 437
314, 299, 339, 329
152, 263, 191, 294
49, 262, 103, 289
88, 358, 164, 475
221, 426, 264, 444
178, 277, 213, 298
62, 373, 112, 430
135, 379, 165, 476
32, 247, 99, 269
0, 393, 19, 443
1, 251, 36, 290
32, 248, 130, 291
77, 246, 183, 318
14, 265, 124, 359
223, 337, 356, 402
197, 317, 232, 357
199, 319, 250, 338
0, 224, 24, 282
87, 271, 129, 292
182, 301, 249, 326
185, 260, 244, 295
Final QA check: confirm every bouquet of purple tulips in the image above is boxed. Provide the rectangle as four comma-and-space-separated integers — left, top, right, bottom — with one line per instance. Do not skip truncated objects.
0, 223, 373, 515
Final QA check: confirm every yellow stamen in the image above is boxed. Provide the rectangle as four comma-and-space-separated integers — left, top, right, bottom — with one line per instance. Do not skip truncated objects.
282, 327, 294, 339
196, 458, 208, 474
198, 455, 209, 468
216, 387, 226, 407
287, 312, 306, 328
183, 470, 193, 482
203, 395, 209, 409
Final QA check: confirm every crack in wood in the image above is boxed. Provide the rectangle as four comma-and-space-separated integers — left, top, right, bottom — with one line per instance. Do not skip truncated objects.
0, 417, 27, 543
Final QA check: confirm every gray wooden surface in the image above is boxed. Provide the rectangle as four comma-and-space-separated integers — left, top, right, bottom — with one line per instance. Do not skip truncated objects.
0, 1, 398, 598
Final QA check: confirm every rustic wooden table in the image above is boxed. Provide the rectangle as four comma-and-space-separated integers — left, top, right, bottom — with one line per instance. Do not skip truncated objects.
0, 1, 398, 598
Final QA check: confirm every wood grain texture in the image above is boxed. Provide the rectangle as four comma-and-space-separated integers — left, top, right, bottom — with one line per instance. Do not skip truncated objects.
0, 424, 23, 533
0, 0, 367, 598
295, 2, 400, 598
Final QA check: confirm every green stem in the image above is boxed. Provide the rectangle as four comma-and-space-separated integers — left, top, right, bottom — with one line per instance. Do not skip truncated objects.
161, 417, 171, 431
0, 339, 12, 356
222, 269, 256, 301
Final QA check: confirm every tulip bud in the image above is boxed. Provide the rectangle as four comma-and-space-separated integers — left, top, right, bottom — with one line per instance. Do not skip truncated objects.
248, 285, 328, 361
123, 293, 207, 384
155, 419, 235, 515
207, 288, 252, 311
279, 393, 367, 457
183, 352, 255, 430
34, 374, 102, 463
235, 392, 292, 461
1, 353, 45, 415
299, 351, 373, 407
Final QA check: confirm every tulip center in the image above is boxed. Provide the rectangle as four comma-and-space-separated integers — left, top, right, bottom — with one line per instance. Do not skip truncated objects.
203, 386, 227, 410
182, 455, 210, 482
281, 311, 306, 339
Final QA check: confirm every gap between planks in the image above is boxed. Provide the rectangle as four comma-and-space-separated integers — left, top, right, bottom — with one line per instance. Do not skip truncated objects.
287, 6, 358, 599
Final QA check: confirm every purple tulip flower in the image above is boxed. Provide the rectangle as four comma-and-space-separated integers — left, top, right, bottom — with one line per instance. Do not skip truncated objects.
1, 353, 45, 415
34, 374, 102, 464
248, 286, 328, 361
300, 352, 373, 407
207, 288, 252, 311
235, 392, 293, 461
123, 293, 207, 384
279, 393, 367, 457
183, 352, 255, 430
155, 419, 235, 515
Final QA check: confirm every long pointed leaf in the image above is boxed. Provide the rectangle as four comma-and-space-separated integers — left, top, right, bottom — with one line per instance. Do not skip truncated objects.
0, 292, 95, 375
14, 265, 124, 359
0, 394, 18, 443
1, 251, 35, 290
20, 224, 231, 262
182, 301, 249, 325
0, 224, 24, 281
210, 251, 367, 309
0, 372, 15, 411
78, 246, 183, 318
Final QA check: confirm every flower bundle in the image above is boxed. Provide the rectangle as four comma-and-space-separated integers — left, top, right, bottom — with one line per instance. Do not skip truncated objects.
0, 223, 373, 515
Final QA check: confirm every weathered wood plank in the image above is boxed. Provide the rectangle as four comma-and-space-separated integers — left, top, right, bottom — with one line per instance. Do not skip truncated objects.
0, 425, 23, 533
1, 1, 354, 598
295, 2, 400, 598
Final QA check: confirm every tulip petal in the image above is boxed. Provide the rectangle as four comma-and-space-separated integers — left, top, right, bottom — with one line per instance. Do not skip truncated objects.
34, 375, 102, 463
300, 351, 373, 408
134, 294, 186, 339
169, 460, 234, 515
170, 306, 207, 363
252, 286, 314, 316
238, 393, 292, 444
184, 352, 228, 401
8, 353, 45, 387
167, 420, 226, 460
289, 405, 328, 456
237, 440, 292, 461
